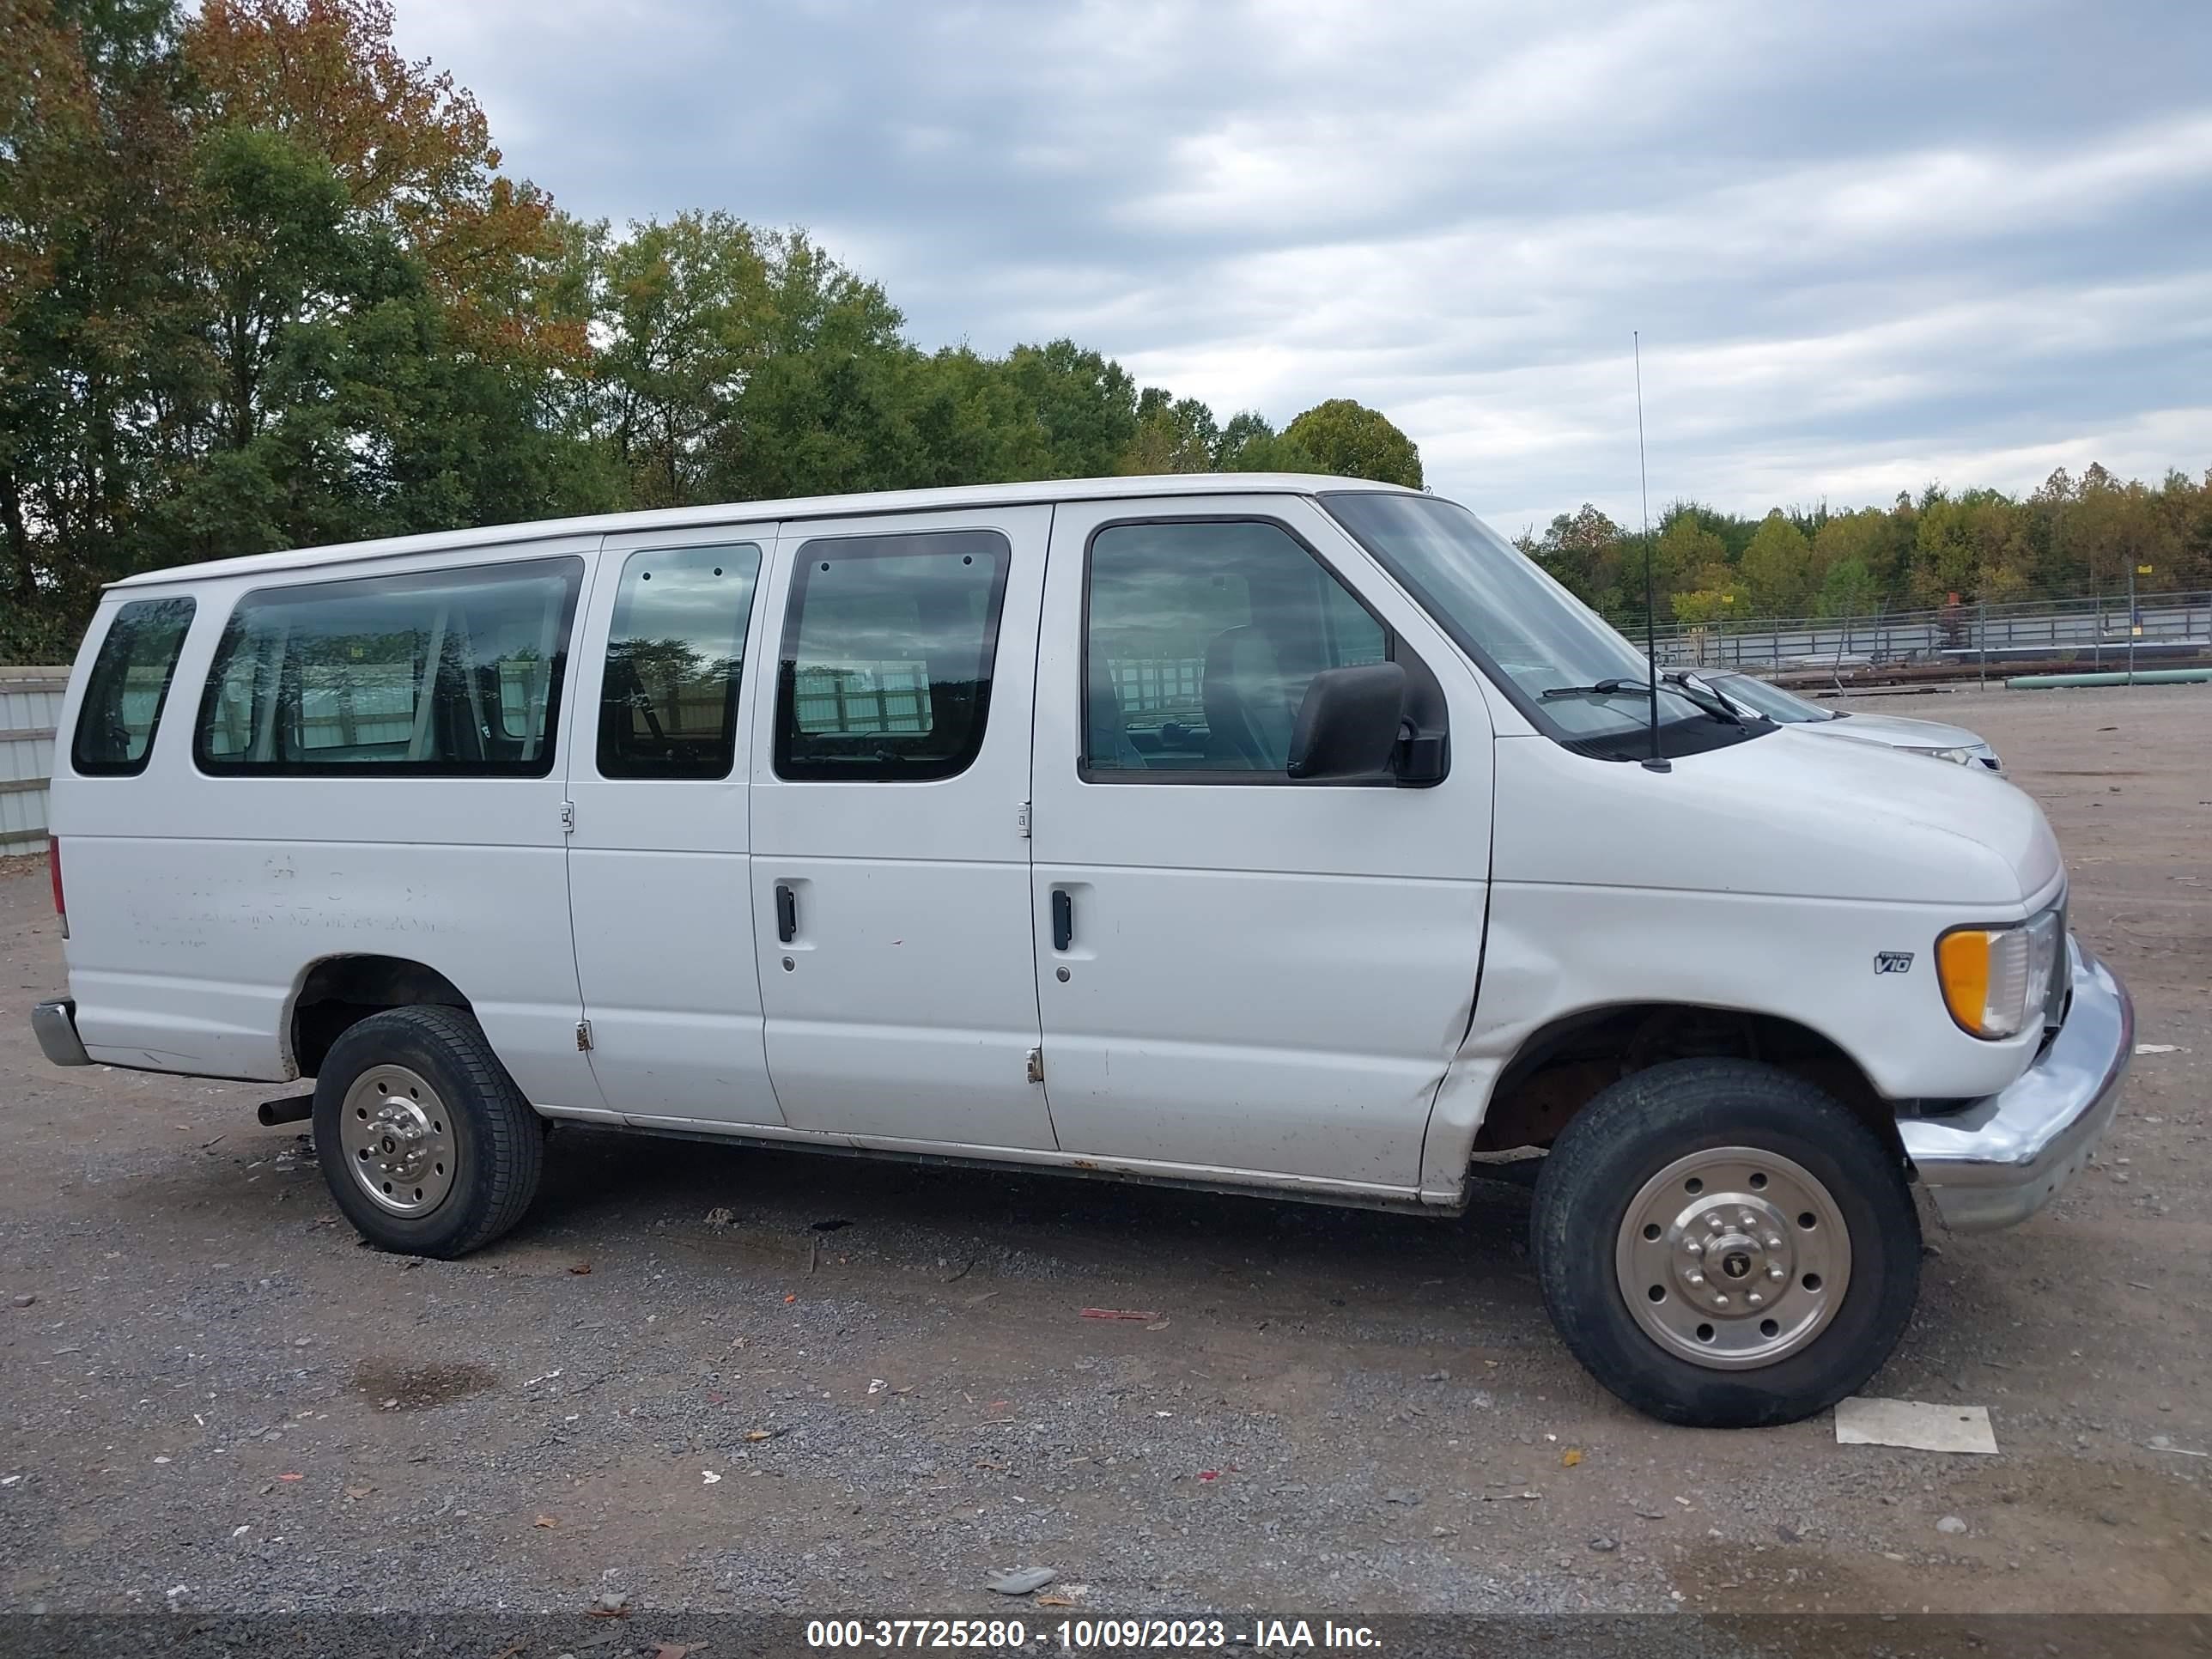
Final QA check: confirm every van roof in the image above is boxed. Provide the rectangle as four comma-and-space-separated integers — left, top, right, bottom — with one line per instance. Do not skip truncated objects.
108, 472, 1422, 590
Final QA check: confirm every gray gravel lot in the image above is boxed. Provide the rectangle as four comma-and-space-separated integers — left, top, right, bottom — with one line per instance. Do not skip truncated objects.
2, 684, 2207, 1620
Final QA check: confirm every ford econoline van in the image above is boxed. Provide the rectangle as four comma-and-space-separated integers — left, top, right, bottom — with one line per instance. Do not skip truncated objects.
31, 475, 2130, 1427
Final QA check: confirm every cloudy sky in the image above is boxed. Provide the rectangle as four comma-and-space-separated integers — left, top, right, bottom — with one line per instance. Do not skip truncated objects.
389, 0, 2212, 535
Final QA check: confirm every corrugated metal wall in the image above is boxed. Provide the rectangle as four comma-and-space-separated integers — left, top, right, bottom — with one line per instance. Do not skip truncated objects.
1, 668, 69, 854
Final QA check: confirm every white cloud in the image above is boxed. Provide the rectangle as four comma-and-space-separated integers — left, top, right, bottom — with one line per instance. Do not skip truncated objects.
386, 0, 2212, 524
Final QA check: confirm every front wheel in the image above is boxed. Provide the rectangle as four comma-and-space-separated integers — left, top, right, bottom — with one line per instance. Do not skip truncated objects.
1532, 1059, 1920, 1428
312, 1005, 544, 1258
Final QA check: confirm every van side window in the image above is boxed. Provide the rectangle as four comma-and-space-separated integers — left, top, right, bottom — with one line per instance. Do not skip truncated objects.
1084, 520, 1389, 776
194, 557, 583, 776
70, 597, 198, 775
774, 529, 1010, 782
598, 544, 763, 780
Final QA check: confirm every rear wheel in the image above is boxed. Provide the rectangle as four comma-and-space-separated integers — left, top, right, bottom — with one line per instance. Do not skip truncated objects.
1531, 1058, 1919, 1427
312, 1005, 543, 1258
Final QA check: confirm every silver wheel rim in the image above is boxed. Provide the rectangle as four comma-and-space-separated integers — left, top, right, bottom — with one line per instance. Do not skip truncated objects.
337, 1065, 457, 1217
1613, 1145, 1851, 1370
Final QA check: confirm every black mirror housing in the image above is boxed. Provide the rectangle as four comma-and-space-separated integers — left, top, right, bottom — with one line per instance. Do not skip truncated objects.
1287, 662, 1407, 782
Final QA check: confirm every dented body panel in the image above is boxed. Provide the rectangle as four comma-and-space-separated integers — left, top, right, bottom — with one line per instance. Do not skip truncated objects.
1024, 495, 1493, 1193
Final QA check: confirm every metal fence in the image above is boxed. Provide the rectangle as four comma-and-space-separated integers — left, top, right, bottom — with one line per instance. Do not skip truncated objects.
1, 667, 68, 854
1607, 589, 2212, 674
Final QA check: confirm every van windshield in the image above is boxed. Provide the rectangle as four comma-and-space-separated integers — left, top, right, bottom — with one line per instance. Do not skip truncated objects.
1323, 492, 1764, 759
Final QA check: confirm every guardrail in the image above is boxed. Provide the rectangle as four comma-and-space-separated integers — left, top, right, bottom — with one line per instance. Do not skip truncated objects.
1, 668, 68, 854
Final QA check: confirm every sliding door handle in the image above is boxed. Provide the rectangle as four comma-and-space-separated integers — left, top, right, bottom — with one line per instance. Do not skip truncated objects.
1051, 889, 1073, 952
775, 883, 797, 944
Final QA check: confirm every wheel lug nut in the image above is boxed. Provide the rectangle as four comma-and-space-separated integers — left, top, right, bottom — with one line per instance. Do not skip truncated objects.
1686, 1271, 1705, 1285
1712, 1293, 1729, 1307
1739, 1210, 1758, 1227
1768, 1265, 1786, 1280
1765, 1236, 1783, 1250
1684, 1240, 1703, 1256
1746, 1292, 1763, 1307
1705, 1213, 1722, 1230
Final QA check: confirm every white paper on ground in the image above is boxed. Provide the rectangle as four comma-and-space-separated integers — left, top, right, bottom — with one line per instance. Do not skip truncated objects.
1834, 1396, 1999, 1454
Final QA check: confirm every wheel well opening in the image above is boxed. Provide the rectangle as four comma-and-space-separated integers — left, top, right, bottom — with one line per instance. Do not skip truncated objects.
289, 956, 471, 1079
1472, 1004, 1895, 1159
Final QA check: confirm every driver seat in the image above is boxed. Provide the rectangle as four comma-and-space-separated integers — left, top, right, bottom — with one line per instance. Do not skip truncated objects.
1203, 626, 1296, 769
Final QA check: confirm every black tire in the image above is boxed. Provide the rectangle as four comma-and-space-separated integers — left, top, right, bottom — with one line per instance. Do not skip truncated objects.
1532, 1058, 1920, 1428
312, 1005, 544, 1258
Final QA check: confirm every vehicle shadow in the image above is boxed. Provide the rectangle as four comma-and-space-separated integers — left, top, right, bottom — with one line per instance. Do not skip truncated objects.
524, 1121, 1548, 1322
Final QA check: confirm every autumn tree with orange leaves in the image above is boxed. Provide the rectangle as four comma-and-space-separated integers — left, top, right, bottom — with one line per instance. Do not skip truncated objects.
185, 0, 584, 373
1, 0, 610, 653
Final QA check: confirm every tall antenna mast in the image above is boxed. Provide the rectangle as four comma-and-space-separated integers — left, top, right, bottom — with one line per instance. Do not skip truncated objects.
1635, 331, 1668, 773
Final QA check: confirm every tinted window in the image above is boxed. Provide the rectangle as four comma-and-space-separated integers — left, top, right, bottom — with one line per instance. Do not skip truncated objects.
71, 598, 197, 775
774, 529, 1009, 781
599, 544, 763, 779
1085, 520, 1389, 775
195, 557, 583, 775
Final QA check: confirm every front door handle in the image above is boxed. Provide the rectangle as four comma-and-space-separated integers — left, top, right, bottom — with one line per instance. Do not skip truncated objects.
775, 883, 797, 944
1051, 889, 1073, 952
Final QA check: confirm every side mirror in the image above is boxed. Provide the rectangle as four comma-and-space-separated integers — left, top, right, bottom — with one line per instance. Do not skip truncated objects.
1287, 662, 1407, 782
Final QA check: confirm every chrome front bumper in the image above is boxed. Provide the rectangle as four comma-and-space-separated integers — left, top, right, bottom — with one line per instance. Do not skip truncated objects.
1898, 940, 2132, 1231
32, 998, 91, 1067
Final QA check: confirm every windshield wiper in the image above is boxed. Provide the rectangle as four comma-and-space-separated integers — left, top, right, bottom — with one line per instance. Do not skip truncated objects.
1539, 675, 1750, 728
1538, 678, 1649, 701
1661, 672, 1753, 727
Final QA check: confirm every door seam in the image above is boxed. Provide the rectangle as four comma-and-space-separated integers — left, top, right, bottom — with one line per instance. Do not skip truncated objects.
562, 534, 614, 1109
1025, 501, 1063, 1148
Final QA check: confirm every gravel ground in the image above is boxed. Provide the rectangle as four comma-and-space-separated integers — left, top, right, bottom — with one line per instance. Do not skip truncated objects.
1, 683, 2207, 1621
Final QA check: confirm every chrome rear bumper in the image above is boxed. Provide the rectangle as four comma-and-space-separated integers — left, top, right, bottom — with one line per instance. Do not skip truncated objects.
1898, 940, 2131, 1231
33, 998, 91, 1067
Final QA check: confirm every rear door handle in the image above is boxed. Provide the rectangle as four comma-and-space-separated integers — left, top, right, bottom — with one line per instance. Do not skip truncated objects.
775, 883, 797, 944
1051, 889, 1073, 952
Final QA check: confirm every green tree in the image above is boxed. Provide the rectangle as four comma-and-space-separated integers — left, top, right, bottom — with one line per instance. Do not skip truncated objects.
897, 345, 1052, 488
1652, 514, 1726, 605
1659, 500, 1755, 564
1670, 563, 1749, 627
2056, 463, 2184, 602
586, 210, 769, 507
149, 126, 611, 561
1119, 388, 1218, 474
0, 0, 190, 651
1531, 504, 1624, 609
1280, 398, 1422, 488
706, 229, 916, 501
1908, 488, 2034, 607
1814, 556, 1879, 619
1212, 410, 1316, 472
2153, 467, 2212, 592
1737, 509, 1813, 617
1004, 338, 1139, 478
1809, 508, 1905, 609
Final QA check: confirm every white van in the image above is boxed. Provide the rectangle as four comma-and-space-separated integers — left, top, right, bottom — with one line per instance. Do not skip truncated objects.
32, 475, 2130, 1427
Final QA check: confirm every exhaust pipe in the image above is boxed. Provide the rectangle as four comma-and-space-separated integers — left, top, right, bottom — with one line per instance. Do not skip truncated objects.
257, 1094, 314, 1127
